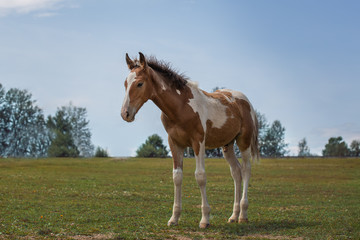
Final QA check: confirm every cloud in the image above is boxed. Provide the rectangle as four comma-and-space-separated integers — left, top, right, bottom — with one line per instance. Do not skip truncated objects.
0, 0, 69, 16
35, 11, 58, 17
316, 122, 360, 143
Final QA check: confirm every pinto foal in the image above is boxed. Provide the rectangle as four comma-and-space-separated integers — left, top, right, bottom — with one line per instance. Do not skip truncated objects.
121, 52, 259, 228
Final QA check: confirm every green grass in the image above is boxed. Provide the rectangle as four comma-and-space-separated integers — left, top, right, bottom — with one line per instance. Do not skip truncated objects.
0, 157, 359, 239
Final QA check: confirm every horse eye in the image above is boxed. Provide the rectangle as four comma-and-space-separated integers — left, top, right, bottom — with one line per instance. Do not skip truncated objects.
137, 82, 144, 88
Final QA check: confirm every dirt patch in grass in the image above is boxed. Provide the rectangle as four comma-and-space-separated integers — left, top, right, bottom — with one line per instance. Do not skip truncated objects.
242, 234, 303, 240
267, 205, 310, 212
166, 229, 215, 240
69, 233, 116, 239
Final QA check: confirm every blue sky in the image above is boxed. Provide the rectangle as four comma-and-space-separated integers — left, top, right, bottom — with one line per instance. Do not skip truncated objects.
1, 0, 359, 156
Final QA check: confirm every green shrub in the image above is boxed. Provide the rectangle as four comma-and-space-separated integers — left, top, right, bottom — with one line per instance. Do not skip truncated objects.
136, 134, 168, 158
95, 146, 109, 157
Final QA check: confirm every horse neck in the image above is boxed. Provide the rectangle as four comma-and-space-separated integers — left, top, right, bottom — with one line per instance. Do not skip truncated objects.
149, 70, 187, 121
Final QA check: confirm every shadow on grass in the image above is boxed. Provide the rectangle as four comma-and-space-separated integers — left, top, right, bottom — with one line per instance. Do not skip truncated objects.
218, 219, 319, 236
158, 219, 320, 239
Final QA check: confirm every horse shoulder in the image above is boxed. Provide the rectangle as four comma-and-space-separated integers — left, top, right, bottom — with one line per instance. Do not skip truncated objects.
161, 112, 201, 148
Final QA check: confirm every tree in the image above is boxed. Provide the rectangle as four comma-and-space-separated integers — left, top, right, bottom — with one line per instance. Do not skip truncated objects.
184, 147, 194, 157
322, 137, 350, 157
47, 108, 79, 157
256, 110, 270, 156
0, 86, 50, 157
0, 84, 4, 103
298, 138, 311, 157
95, 146, 109, 157
212, 86, 226, 92
205, 148, 223, 158
350, 140, 360, 157
261, 120, 288, 157
0, 84, 6, 155
47, 103, 94, 157
136, 134, 169, 158
62, 103, 94, 157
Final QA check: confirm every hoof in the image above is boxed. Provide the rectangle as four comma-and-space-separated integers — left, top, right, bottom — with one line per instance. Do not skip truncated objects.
239, 218, 248, 223
227, 218, 237, 223
199, 223, 210, 229
167, 221, 178, 227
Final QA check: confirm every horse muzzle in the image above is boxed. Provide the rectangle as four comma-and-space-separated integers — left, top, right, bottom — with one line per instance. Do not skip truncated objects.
121, 106, 136, 122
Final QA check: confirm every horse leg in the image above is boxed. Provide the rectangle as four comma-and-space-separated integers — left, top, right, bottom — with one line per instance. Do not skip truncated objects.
194, 140, 210, 228
222, 142, 242, 223
238, 146, 251, 223
167, 137, 184, 226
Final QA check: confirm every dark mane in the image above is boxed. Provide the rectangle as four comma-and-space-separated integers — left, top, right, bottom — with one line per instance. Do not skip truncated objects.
147, 56, 189, 90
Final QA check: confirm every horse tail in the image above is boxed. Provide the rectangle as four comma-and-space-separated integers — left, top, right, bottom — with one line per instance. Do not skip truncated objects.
250, 107, 260, 162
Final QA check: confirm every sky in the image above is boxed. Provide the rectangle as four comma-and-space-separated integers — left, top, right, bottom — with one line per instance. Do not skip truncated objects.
1, 0, 359, 157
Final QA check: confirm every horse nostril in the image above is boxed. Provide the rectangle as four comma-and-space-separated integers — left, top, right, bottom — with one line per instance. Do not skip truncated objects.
126, 111, 130, 118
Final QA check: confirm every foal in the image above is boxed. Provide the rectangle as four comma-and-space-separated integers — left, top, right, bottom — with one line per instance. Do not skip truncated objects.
121, 52, 259, 228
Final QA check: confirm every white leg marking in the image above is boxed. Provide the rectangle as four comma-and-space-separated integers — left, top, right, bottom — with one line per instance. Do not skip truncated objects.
168, 168, 183, 226
194, 141, 210, 228
239, 147, 251, 222
223, 143, 242, 223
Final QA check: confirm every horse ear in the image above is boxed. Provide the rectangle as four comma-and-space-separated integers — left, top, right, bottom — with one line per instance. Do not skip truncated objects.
126, 53, 135, 70
139, 52, 147, 69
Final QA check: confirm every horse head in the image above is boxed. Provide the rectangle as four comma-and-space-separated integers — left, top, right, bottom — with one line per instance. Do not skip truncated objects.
121, 52, 153, 122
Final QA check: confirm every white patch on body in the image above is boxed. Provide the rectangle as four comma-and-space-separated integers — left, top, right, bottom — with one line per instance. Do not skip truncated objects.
219, 89, 256, 126
122, 72, 136, 110
161, 83, 167, 91
176, 89, 181, 95
187, 84, 228, 132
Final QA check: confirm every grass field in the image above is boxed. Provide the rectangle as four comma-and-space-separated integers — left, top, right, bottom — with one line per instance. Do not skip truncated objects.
0, 157, 359, 239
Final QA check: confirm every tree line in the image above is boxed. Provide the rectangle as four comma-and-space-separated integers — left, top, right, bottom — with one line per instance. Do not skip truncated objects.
1, 83, 359, 159
322, 137, 360, 157
0, 83, 107, 158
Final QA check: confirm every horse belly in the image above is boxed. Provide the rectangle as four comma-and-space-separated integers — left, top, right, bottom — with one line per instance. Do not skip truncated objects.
205, 118, 240, 149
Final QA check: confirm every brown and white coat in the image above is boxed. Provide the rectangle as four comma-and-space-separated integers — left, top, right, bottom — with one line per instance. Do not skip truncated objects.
121, 52, 259, 228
